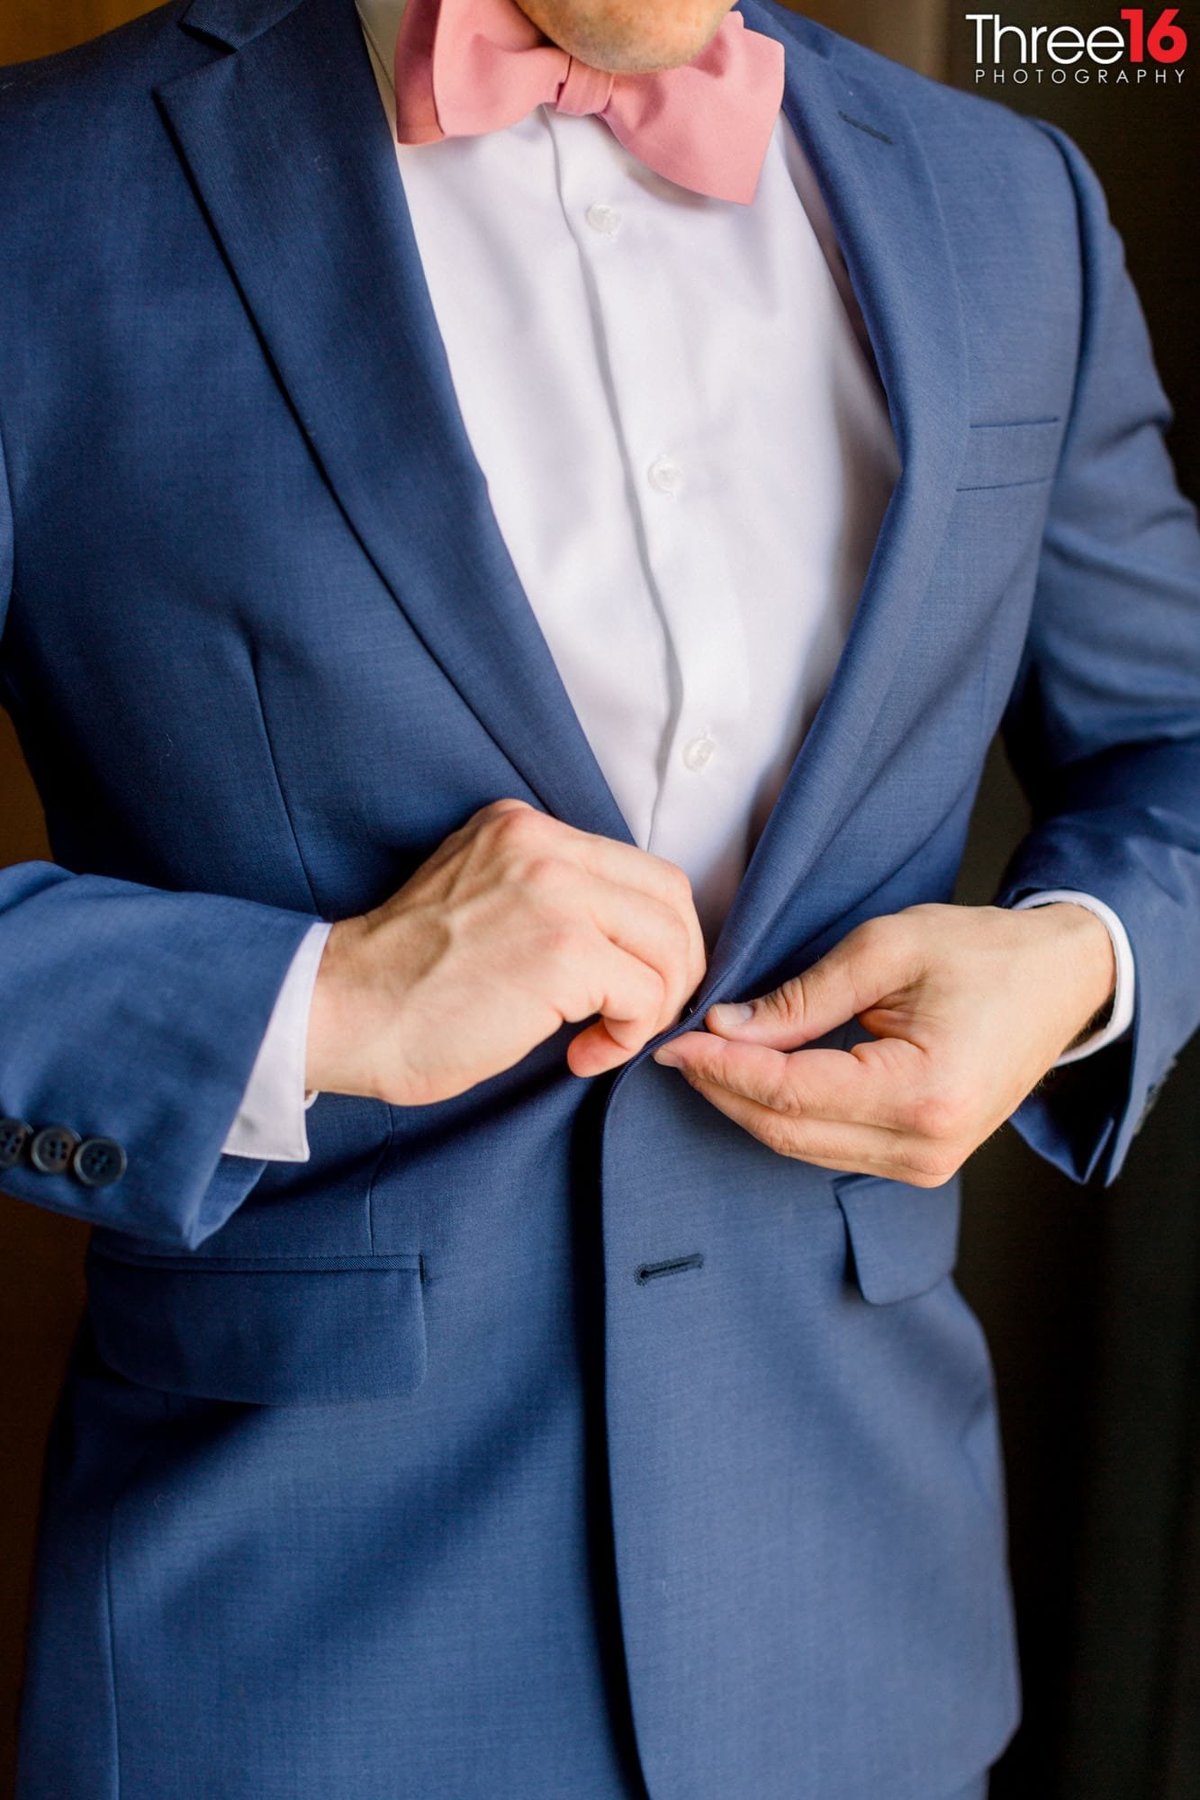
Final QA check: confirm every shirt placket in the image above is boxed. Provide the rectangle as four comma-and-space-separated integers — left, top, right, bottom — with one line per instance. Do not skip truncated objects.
549, 114, 753, 894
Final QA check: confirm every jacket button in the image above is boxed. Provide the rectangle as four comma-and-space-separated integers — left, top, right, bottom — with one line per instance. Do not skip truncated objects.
0, 1118, 32, 1170
29, 1125, 81, 1176
73, 1137, 128, 1190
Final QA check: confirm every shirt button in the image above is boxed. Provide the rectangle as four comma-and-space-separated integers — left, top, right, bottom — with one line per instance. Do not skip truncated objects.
585, 203, 622, 238
647, 456, 685, 497
682, 735, 717, 772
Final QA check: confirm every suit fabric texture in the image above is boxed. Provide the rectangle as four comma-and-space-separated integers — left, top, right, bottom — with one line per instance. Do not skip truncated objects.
1, 0, 1199, 1795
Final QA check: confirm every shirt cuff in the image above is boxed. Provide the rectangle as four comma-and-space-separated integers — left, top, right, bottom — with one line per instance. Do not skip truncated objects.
222, 920, 332, 1162
1009, 889, 1135, 1067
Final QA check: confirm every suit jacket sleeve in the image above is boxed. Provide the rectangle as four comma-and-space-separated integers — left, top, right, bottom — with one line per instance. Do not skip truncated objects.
991, 122, 1200, 1187
0, 422, 319, 1247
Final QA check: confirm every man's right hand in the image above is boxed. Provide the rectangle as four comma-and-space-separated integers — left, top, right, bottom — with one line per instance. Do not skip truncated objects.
305, 799, 706, 1106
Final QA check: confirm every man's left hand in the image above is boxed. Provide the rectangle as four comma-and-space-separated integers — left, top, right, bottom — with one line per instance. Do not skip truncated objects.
652, 902, 1117, 1186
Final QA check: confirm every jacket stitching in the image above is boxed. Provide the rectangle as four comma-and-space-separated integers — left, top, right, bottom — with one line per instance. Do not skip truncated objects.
245, 638, 323, 915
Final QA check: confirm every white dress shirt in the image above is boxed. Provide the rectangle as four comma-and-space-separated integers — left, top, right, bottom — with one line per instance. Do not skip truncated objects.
224, 0, 1134, 1161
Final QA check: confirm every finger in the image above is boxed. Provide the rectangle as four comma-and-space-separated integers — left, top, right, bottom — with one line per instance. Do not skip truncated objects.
568, 1017, 649, 1079
578, 874, 702, 1033
456, 797, 536, 853
654, 1032, 914, 1130
676, 1072, 914, 1175
588, 850, 706, 1001
705, 917, 922, 1051
541, 822, 706, 994
557, 935, 669, 1073
498, 801, 690, 914
473, 798, 532, 820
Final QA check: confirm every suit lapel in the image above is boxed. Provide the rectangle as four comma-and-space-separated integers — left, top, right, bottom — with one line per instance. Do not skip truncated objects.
160, 0, 633, 842
163, 0, 968, 980
702, 4, 970, 996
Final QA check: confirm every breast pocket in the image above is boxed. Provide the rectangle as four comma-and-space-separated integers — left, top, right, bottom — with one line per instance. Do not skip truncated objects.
86, 1244, 427, 1406
956, 417, 1063, 493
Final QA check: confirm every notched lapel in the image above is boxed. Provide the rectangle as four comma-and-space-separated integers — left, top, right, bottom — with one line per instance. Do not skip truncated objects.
178, 0, 305, 49
160, 0, 632, 842
704, 5, 970, 992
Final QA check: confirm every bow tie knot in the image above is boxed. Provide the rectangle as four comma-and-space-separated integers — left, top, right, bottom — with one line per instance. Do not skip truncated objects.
393, 0, 786, 205
554, 56, 615, 118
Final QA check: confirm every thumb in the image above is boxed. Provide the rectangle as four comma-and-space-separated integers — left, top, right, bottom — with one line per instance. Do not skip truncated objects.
706, 919, 911, 1050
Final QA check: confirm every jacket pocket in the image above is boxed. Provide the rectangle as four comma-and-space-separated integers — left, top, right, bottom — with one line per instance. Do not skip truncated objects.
956, 417, 1062, 491
832, 1171, 961, 1304
86, 1245, 426, 1406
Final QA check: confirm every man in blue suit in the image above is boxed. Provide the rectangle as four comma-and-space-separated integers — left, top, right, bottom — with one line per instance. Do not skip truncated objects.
2, 0, 1198, 1793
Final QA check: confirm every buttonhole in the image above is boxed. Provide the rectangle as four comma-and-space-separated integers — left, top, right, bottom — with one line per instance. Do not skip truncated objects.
838, 111, 894, 145
636, 1253, 705, 1286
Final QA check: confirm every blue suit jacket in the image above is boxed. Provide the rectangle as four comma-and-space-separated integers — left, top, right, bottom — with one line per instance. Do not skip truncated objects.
3, 1, 1199, 1795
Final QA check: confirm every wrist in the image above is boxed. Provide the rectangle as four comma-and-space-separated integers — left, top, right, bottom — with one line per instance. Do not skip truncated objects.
304, 915, 374, 1095
1011, 900, 1117, 1051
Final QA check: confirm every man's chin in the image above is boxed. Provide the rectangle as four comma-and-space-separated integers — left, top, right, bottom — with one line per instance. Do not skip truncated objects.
563, 42, 710, 74
514, 0, 731, 75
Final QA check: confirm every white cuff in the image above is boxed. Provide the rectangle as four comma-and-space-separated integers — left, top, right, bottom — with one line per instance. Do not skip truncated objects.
222, 921, 332, 1162
1009, 889, 1135, 1066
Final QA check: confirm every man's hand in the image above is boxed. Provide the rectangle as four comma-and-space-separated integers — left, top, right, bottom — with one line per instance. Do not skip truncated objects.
652, 902, 1117, 1185
306, 799, 705, 1105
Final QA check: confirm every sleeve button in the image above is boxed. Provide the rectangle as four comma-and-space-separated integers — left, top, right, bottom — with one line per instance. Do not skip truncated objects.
0, 1118, 32, 1170
29, 1126, 81, 1176
73, 1137, 128, 1190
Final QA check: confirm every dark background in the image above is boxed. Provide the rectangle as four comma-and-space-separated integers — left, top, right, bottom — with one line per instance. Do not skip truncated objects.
1, 2, 1197, 1794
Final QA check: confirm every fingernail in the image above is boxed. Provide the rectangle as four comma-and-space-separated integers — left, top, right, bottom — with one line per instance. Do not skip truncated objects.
653, 1045, 683, 1069
708, 1002, 754, 1030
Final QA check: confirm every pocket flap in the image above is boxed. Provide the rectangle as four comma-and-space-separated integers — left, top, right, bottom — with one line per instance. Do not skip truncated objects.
833, 1173, 961, 1305
957, 418, 1062, 491
86, 1248, 427, 1405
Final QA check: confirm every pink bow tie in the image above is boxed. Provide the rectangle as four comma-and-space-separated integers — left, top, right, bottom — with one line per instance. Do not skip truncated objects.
393, 0, 786, 205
